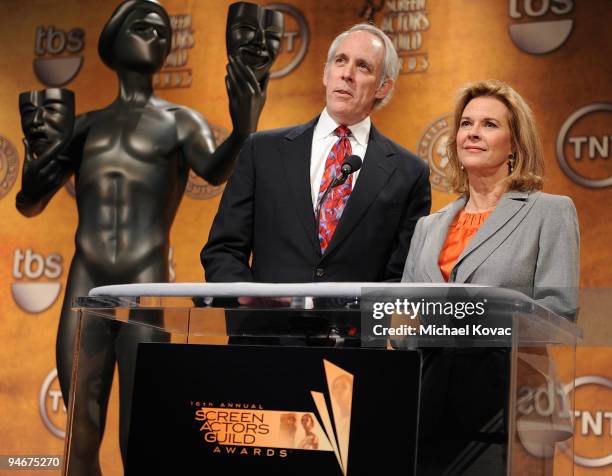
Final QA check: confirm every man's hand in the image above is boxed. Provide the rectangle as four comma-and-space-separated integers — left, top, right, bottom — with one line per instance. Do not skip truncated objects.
226, 55, 267, 139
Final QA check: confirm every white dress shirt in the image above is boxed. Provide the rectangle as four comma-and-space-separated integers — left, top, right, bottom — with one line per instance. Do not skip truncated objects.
309, 108, 371, 211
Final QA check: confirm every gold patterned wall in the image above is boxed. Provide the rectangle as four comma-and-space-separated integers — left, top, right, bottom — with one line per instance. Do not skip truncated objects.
0, 0, 610, 474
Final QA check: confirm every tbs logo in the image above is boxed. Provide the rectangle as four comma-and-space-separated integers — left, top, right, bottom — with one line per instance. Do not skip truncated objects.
33, 25, 85, 87
11, 248, 63, 314
508, 0, 574, 55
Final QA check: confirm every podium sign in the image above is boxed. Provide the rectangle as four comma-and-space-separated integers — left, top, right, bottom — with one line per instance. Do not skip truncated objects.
126, 344, 419, 475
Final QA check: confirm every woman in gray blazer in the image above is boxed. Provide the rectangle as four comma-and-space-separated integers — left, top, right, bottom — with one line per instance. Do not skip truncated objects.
404, 80, 579, 474
403, 80, 579, 320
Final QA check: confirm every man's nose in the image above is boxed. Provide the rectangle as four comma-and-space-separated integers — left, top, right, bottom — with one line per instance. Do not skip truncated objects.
341, 63, 355, 81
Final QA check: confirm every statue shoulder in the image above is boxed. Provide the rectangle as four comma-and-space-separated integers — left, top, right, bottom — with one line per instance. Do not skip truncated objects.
73, 109, 107, 134
165, 103, 213, 142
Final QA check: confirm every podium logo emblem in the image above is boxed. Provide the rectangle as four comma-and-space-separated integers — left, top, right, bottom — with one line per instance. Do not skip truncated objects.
192, 360, 354, 474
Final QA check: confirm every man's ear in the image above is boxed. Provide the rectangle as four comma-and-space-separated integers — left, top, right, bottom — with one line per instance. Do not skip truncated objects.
323, 63, 329, 88
375, 78, 394, 99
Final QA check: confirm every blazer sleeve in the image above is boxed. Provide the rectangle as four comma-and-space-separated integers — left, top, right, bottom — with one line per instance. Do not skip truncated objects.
533, 196, 580, 320
200, 135, 256, 282
385, 163, 431, 281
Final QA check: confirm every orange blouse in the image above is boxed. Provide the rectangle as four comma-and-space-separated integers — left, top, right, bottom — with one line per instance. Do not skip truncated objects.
439, 210, 491, 282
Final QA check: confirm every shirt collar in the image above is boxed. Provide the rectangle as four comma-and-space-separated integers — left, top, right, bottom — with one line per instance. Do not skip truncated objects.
314, 108, 371, 147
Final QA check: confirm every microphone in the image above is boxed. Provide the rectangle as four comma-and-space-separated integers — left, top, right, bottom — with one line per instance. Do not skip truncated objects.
333, 155, 363, 186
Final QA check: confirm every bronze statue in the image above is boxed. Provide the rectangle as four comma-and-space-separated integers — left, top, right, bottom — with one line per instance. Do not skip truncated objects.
17, 1, 283, 474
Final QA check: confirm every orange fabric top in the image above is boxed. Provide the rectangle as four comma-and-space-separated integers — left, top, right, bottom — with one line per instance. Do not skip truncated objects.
439, 210, 492, 282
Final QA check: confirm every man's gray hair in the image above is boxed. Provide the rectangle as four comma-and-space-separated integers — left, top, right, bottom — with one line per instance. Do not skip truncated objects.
325, 23, 400, 109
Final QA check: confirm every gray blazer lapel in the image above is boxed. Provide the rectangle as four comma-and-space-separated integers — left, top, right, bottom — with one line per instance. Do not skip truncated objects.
322, 126, 397, 258
425, 198, 466, 281
454, 191, 537, 282
280, 118, 319, 252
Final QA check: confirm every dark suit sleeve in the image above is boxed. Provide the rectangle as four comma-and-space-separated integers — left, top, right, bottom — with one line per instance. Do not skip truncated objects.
385, 161, 431, 281
200, 135, 256, 282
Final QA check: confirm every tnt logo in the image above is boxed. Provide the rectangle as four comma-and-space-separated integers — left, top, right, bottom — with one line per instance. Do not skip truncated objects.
516, 375, 612, 468
508, 0, 574, 55
556, 103, 612, 188
39, 369, 66, 439
268, 4, 309, 79
33, 25, 85, 87
11, 248, 63, 314
563, 376, 612, 468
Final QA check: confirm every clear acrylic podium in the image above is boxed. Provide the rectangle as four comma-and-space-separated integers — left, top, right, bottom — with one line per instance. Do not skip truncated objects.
64, 283, 581, 476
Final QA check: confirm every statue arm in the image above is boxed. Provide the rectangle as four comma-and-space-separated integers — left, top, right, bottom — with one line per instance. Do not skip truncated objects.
179, 56, 268, 186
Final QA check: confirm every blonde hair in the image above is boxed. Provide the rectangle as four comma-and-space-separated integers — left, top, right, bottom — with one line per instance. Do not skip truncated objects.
445, 80, 544, 194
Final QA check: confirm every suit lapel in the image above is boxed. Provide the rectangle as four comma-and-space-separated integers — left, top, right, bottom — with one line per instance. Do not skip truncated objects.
322, 125, 397, 258
453, 191, 536, 282
280, 118, 319, 252
425, 198, 466, 281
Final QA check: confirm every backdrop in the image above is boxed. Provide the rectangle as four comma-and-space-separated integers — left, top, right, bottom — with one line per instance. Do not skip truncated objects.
0, 0, 610, 474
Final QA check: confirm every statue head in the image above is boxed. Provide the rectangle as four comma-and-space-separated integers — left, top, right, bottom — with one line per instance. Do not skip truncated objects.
98, 0, 172, 74
19, 89, 75, 158
226, 2, 284, 82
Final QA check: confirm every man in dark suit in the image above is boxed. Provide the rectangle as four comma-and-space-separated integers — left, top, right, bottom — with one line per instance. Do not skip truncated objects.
201, 23, 431, 283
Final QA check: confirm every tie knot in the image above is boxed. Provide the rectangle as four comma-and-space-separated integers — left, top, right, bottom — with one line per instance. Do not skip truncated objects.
334, 125, 351, 138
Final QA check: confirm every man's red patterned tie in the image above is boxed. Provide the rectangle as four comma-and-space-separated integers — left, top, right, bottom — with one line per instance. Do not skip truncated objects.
317, 125, 353, 253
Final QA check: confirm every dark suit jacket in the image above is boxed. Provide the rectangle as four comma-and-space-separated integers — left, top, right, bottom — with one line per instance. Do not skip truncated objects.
201, 117, 431, 283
